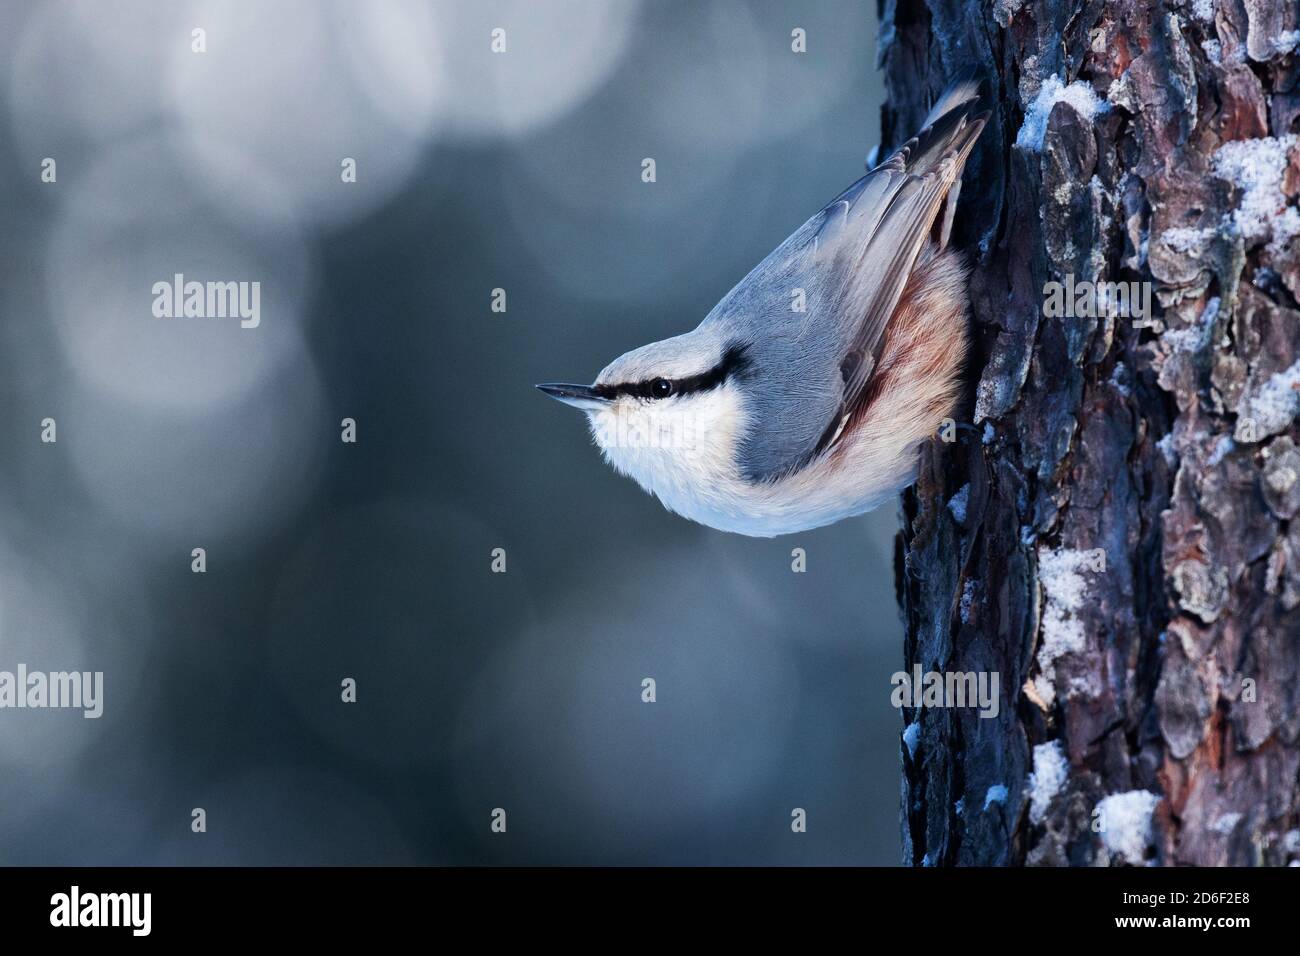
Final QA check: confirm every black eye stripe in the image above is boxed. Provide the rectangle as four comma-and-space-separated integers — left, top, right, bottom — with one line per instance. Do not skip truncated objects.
595, 342, 752, 401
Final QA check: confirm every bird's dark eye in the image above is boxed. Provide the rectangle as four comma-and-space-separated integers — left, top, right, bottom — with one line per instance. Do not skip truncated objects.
650, 377, 674, 398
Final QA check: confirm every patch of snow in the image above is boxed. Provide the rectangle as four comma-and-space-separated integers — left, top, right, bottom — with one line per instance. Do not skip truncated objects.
1109, 362, 1131, 397
1202, 296, 1220, 324
948, 484, 971, 523
1201, 38, 1222, 64
1271, 207, 1300, 258
1212, 135, 1299, 247
1207, 435, 1235, 466
1033, 548, 1092, 705
1276, 30, 1300, 56
1162, 297, 1217, 353
960, 578, 978, 624
902, 721, 920, 758
1237, 359, 1300, 440
993, 0, 1025, 28
1162, 327, 1199, 352
984, 784, 1009, 811
1107, 70, 1135, 112
1190, 0, 1214, 22
1067, 672, 1103, 698
955, 797, 965, 817
1159, 225, 1214, 255
1157, 432, 1178, 469
983, 422, 995, 445
1016, 75, 1110, 153
1096, 790, 1161, 865
1211, 812, 1242, 835
1028, 740, 1070, 824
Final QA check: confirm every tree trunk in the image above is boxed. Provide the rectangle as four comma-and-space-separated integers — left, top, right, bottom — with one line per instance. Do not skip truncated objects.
883, 0, 1300, 866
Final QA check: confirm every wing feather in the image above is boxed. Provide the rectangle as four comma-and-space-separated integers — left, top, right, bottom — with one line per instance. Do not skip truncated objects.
702, 76, 988, 482
812, 104, 987, 458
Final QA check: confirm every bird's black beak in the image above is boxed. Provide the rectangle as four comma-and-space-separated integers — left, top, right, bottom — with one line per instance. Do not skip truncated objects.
535, 382, 610, 411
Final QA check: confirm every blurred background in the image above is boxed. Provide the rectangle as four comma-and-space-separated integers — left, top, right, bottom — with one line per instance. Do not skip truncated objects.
0, 0, 901, 864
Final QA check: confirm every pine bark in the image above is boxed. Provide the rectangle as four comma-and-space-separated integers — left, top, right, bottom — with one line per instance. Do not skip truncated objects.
882, 0, 1300, 865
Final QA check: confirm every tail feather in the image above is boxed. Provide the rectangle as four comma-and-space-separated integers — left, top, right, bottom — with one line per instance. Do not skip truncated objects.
921, 70, 982, 130
904, 75, 986, 182
908, 74, 987, 250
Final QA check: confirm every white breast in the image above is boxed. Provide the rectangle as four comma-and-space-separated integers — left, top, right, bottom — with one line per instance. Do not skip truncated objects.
587, 384, 920, 537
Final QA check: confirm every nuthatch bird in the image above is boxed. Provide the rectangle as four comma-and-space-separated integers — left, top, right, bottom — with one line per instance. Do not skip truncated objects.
539, 78, 987, 537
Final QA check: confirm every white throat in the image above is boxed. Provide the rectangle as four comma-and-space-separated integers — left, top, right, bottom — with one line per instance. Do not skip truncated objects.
587, 385, 747, 518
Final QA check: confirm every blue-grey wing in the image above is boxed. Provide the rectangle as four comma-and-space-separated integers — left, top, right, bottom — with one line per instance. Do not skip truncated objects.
703, 82, 987, 483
